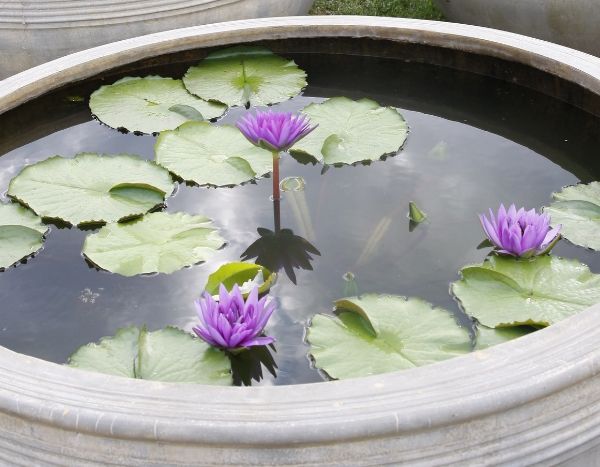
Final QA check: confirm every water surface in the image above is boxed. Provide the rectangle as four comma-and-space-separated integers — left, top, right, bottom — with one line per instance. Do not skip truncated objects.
1, 54, 599, 385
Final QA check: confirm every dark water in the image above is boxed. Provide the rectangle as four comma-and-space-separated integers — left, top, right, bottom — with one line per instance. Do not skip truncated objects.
1, 54, 600, 386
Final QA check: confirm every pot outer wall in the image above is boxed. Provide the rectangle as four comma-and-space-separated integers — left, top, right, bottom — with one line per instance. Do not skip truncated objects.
0, 0, 315, 79
435, 0, 600, 57
4, 15, 600, 467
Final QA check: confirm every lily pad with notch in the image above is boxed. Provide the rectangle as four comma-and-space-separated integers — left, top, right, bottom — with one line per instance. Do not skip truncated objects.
82, 211, 225, 276
8, 153, 174, 226
544, 181, 600, 250
183, 46, 307, 108
155, 121, 272, 187
0, 203, 49, 269
451, 255, 600, 328
68, 326, 232, 384
89, 76, 226, 134
290, 97, 408, 165
306, 294, 471, 380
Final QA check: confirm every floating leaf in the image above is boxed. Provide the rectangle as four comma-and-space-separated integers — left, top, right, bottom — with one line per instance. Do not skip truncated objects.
204, 262, 275, 297
545, 182, 600, 250
408, 201, 427, 223
68, 326, 231, 384
83, 212, 225, 276
0, 203, 48, 269
154, 121, 272, 186
307, 294, 470, 379
451, 255, 600, 327
8, 153, 174, 225
89, 76, 226, 134
290, 97, 408, 165
474, 324, 535, 351
183, 46, 307, 107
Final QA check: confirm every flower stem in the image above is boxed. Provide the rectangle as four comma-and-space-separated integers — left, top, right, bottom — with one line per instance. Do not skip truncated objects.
272, 151, 281, 232
272, 151, 281, 201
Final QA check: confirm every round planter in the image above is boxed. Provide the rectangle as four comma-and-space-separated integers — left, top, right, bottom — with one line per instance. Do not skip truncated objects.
2, 16, 600, 466
435, 0, 600, 57
0, 0, 315, 79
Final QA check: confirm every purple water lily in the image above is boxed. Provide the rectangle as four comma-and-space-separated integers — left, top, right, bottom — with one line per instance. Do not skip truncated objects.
236, 110, 316, 153
480, 204, 561, 258
192, 284, 276, 350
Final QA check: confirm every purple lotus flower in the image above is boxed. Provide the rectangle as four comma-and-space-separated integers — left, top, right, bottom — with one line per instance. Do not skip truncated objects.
480, 204, 561, 258
236, 110, 316, 152
192, 284, 276, 350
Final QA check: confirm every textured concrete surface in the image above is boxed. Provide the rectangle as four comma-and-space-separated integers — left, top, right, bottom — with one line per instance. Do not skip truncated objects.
0, 0, 315, 79
436, 0, 600, 57
1, 16, 600, 465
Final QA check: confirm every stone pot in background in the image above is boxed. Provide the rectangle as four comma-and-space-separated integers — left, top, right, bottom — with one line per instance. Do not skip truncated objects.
436, 0, 600, 56
0, 0, 315, 79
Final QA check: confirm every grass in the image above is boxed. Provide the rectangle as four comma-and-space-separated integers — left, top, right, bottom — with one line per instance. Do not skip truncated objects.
309, 0, 444, 20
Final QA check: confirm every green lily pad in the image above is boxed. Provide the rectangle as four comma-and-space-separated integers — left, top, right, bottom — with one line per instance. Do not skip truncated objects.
0, 203, 48, 269
290, 97, 408, 165
205, 262, 276, 297
183, 46, 307, 107
82, 212, 225, 276
68, 326, 232, 384
89, 76, 227, 134
307, 294, 470, 380
8, 153, 174, 225
544, 182, 600, 250
154, 121, 272, 186
474, 324, 536, 351
451, 255, 600, 328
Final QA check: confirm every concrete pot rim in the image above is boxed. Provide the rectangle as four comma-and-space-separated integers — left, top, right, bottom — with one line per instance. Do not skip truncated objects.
2, 16, 600, 448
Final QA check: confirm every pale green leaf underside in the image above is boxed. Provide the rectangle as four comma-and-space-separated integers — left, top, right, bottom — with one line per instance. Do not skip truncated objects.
205, 262, 275, 296
8, 153, 174, 225
474, 325, 535, 351
290, 97, 408, 165
155, 121, 272, 186
0, 203, 47, 268
83, 212, 225, 276
89, 76, 226, 134
68, 326, 232, 384
452, 255, 600, 328
307, 294, 470, 380
545, 182, 600, 250
183, 46, 307, 107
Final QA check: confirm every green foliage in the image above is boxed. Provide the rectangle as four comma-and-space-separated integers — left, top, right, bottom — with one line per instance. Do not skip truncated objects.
545, 182, 600, 250
68, 326, 232, 384
83, 212, 225, 276
307, 294, 470, 379
183, 46, 307, 107
452, 255, 600, 327
155, 122, 272, 187
89, 76, 226, 134
291, 97, 408, 165
8, 153, 174, 225
0, 203, 48, 269
310, 0, 444, 20
474, 324, 536, 351
205, 262, 276, 296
